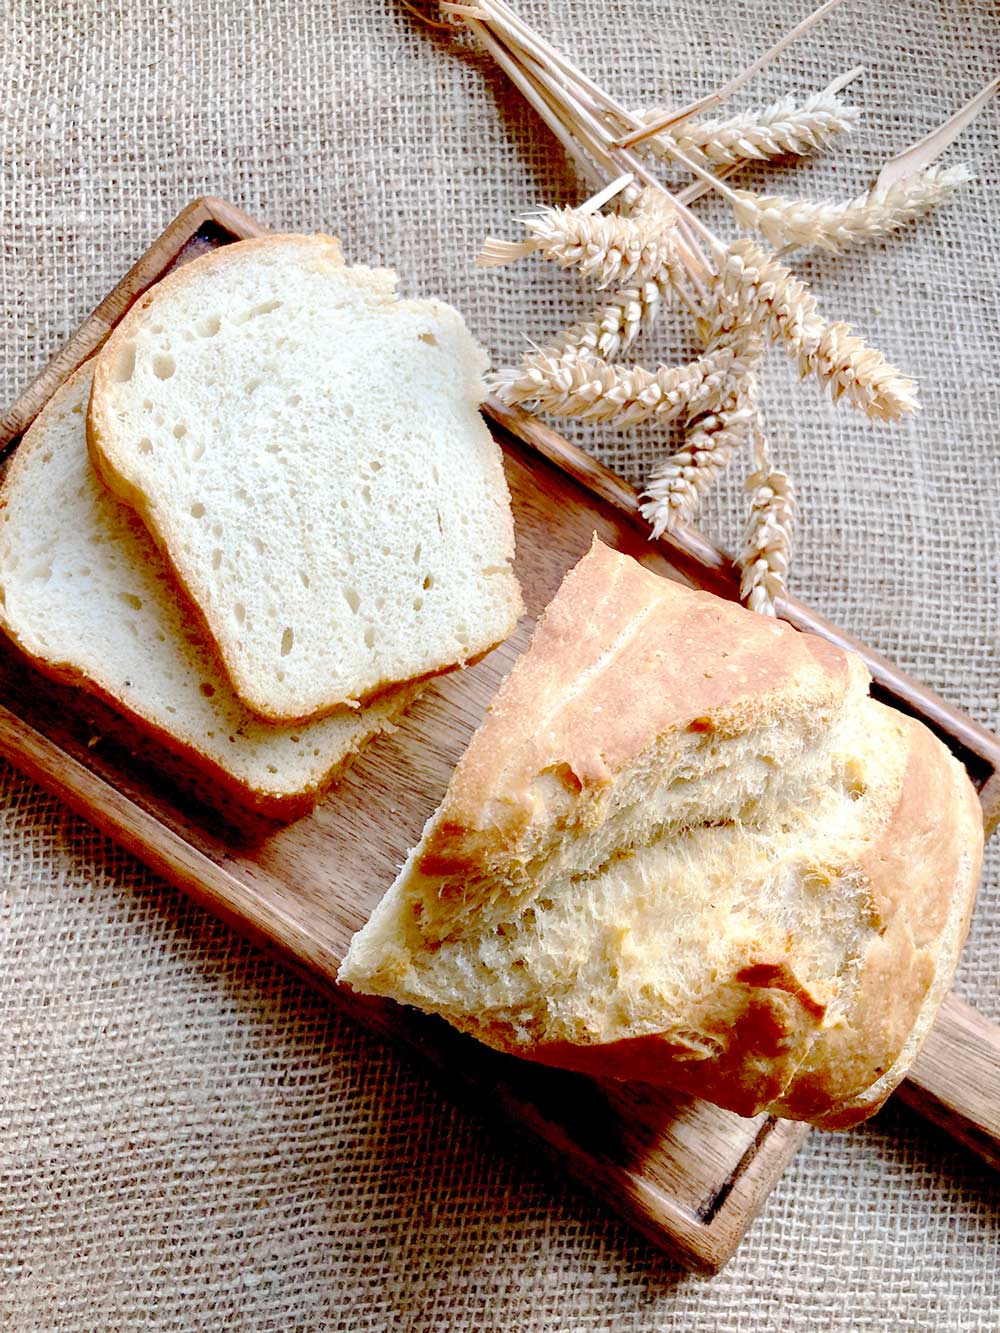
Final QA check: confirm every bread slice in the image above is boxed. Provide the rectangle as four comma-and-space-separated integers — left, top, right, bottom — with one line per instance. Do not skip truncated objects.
0, 364, 421, 819
87, 234, 523, 723
339, 539, 984, 1127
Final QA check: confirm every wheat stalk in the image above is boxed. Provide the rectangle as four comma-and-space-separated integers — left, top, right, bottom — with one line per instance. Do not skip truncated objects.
640, 378, 759, 534
490, 341, 748, 428
639, 320, 763, 532
636, 87, 859, 169
731, 163, 972, 252
740, 432, 796, 617
477, 198, 675, 288
706, 238, 919, 420
555, 273, 673, 360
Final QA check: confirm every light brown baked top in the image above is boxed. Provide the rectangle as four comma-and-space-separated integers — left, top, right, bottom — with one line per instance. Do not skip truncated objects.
341, 540, 983, 1126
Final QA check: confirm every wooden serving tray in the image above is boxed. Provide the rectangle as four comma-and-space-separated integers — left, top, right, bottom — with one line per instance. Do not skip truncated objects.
3, 198, 999, 1273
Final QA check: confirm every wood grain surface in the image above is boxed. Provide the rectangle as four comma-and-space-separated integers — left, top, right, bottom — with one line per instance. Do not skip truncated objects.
0, 197, 996, 1273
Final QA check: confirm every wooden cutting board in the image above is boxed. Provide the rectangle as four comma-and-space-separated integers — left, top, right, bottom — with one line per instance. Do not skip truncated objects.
2, 198, 999, 1273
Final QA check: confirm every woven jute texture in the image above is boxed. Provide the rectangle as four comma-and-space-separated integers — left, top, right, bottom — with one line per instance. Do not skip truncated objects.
2, 2, 998, 1328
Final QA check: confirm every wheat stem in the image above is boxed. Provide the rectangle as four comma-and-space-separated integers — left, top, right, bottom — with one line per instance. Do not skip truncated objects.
875, 73, 999, 194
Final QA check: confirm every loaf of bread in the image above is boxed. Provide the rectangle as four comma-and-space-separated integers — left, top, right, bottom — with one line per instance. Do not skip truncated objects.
339, 539, 984, 1127
87, 234, 523, 723
0, 365, 420, 818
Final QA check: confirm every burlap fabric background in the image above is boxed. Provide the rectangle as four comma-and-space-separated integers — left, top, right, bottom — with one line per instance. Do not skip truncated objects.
2, 2, 998, 1328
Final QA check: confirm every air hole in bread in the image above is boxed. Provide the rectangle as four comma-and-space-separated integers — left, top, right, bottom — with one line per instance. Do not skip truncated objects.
343, 403, 354, 419
370, 460, 382, 471
422, 573, 434, 590
110, 342, 137, 383
118, 592, 143, 611
288, 394, 302, 408
234, 602, 246, 625
364, 626, 376, 648
267, 764, 278, 774
238, 299, 283, 323
343, 587, 361, 614
253, 536, 265, 555
246, 378, 262, 394
235, 487, 249, 504
200, 682, 215, 698
275, 670, 285, 682
173, 423, 187, 439
153, 353, 176, 381
196, 315, 221, 338
189, 441, 205, 462
212, 523, 223, 538
190, 502, 206, 519
137, 438, 153, 454
299, 570, 310, 588
361, 485, 372, 503
280, 627, 294, 657
413, 595, 424, 612
142, 399, 153, 410
418, 331, 438, 346
436, 512, 444, 536
265, 442, 280, 454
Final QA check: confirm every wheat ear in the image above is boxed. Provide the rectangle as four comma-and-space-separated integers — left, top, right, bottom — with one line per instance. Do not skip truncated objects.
489, 341, 748, 429
477, 202, 675, 289
707, 238, 919, 420
553, 276, 668, 361
731, 163, 972, 253
740, 429, 796, 616
640, 378, 760, 535
637, 87, 859, 169
638, 322, 764, 533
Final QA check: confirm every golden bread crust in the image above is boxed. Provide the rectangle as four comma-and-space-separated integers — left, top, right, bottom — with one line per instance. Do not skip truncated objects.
341, 540, 984, 1127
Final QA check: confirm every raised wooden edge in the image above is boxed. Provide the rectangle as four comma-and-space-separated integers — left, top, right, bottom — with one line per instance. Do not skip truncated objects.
897, 994, 1000, 1171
